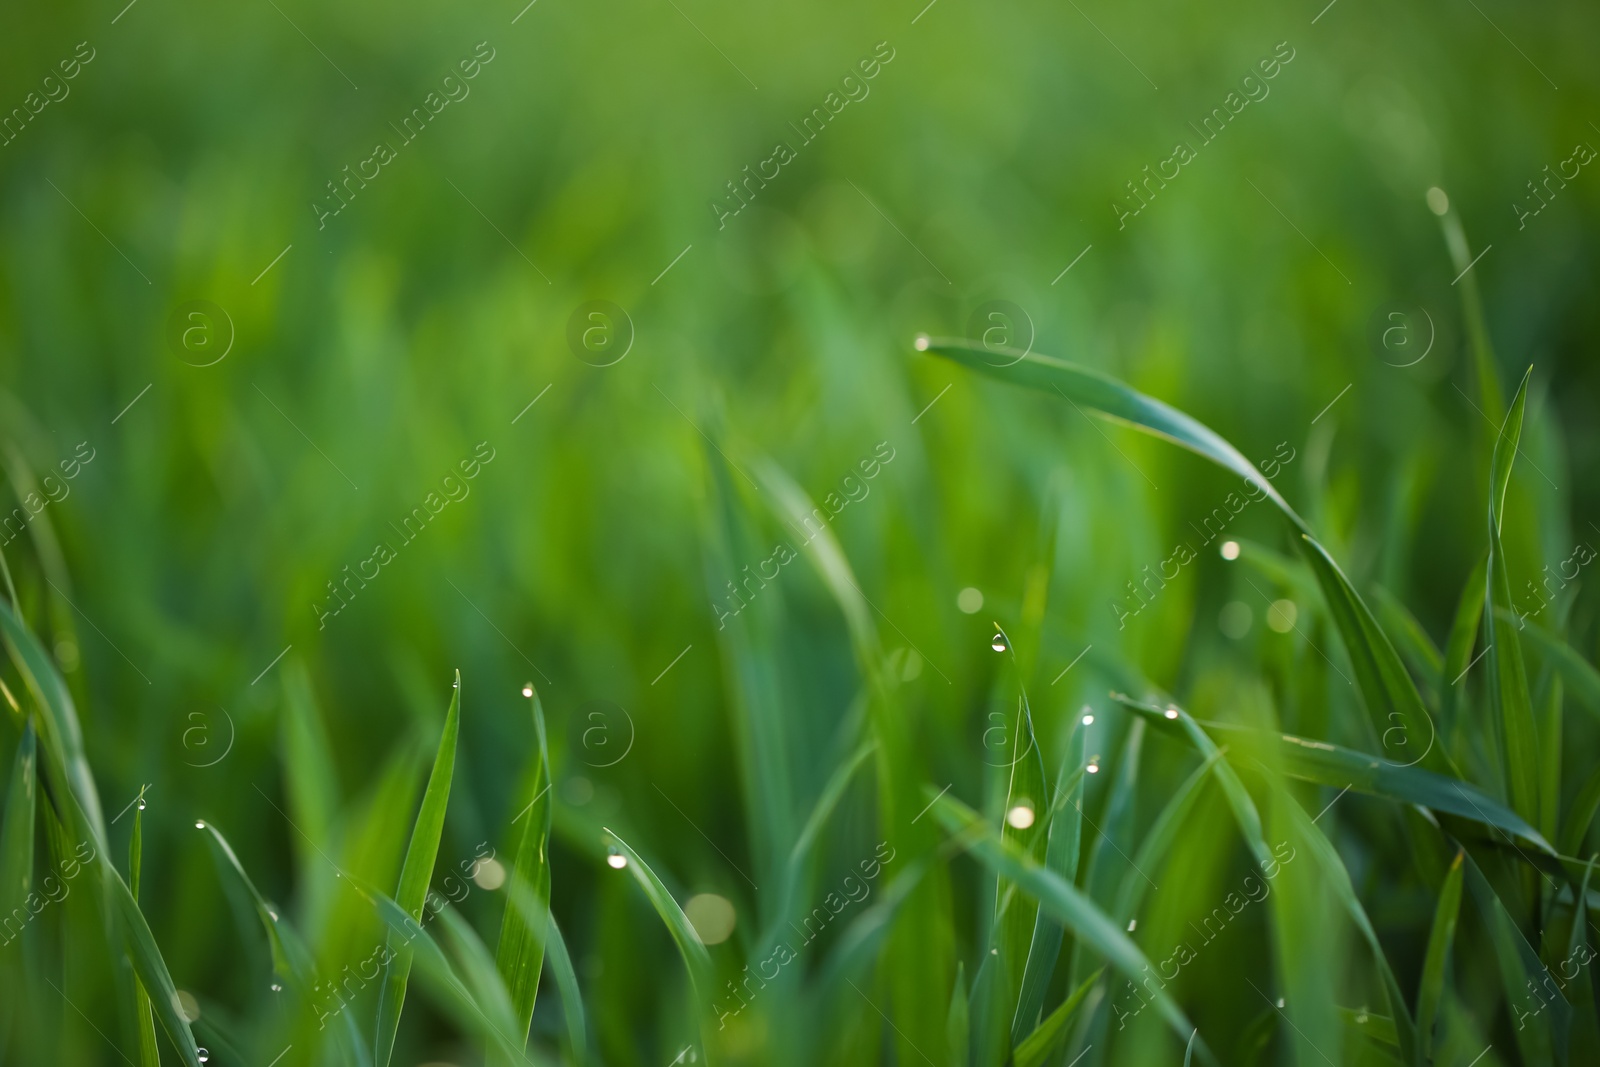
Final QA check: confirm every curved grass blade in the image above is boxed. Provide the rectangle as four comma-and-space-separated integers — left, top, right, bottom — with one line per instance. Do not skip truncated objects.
1111, 753, 1222, 925
1121, 709, 1552, 854
1458, 843, 1565, 1064
601, 827, 717, 1051
374, 670, 462, 1067
1417, 850, 1464, 1064
916, 338, 1303, 528
131, 809, 160, 1067
1013, 967, 1102, 1067
1110, 695, 1273, 870
197, 820, 315, 990
929, 790, 1217, 1066
494, 682, 553, 1060
920, 339, 1446, 777
1484, 368, 1540, 826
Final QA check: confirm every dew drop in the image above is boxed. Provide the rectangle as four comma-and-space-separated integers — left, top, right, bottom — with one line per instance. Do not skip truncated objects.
136, 799, 146, 811
1127, 919, 1137, 932
195, 820, 205, 829
1164, 708, 1179, 720
198, 1050, 209, 1063
1086, 763, 1100, 774
271, 982, 282, 992
991, 633, 1007, 652
521, 683, 535, 698
1277, 998, 1285, 1008
1005, 804, 1035, 829
1081, 714, 1094, 725
606, 849, 628, 869
1220, 540, 1241, 561
913, 333, 931, 352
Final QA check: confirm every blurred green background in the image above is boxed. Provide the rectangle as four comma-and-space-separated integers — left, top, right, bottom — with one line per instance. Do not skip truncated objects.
1, 0, 1597, 1063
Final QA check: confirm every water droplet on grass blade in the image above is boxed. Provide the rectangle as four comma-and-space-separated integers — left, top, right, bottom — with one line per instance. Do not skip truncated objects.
521, 683, 534, 698
991, 633, 1007, 652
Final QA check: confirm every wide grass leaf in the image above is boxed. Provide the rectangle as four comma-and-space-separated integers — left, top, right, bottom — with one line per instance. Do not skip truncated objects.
374, 670, 462, 1067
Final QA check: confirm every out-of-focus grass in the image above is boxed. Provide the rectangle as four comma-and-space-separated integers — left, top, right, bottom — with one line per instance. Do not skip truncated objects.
1, 0, 1598, 1063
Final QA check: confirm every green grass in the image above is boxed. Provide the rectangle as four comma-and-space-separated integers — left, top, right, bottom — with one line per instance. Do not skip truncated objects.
1, 1, 1598, 1062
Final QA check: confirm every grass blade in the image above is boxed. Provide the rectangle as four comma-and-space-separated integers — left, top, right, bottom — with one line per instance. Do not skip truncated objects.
494, 682, 553, 1059
1416, 850, 1464, 1064
374, 670, 462, 1067
1013, 967, 1102, 1067
1012, 721, 1086, 1041
0, 721, 35, 928
930, 789, 1217, 1066
1116, 709, 1552, 853
1511, 610, 1600, 720
601, 827, 717, 1050
130, 809, 161, 1067
1484, 367, 1540, 825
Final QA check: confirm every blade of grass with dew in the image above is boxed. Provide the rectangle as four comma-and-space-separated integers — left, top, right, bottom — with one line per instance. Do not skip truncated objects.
200, 818, 372, 1067
130, 808, 160, 1067
494, 680, 552, 1062
930, 790, 1218, 1066
1484, 367, 1540, 827
919, 339, 1444, 776
1109, 695, 1274, 870
1013, 724, 1086, 1042
374, 670, 461, 1067
1417, 849, 1464, 1064
1458, 843, 1564, 1064
1013, 967, 1102, 1067
990, 625, 1049, 1048
601, 828, 717, 1050
1126, 712, 1552, 853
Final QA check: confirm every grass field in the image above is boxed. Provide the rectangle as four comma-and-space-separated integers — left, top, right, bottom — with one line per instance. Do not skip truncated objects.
1, 0, 1598, 1064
